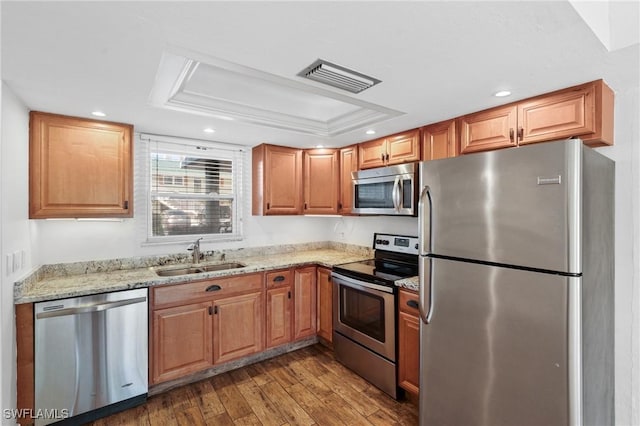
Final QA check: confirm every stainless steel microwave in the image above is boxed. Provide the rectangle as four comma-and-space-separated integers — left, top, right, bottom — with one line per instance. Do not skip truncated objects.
351, 163, 418, 216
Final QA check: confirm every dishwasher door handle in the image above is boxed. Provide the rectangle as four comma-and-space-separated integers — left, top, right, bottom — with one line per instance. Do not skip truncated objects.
36, 296, 147, 319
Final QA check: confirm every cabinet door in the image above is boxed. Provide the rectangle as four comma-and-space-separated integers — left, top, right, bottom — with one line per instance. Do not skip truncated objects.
358, 138, 387, 169
459, 105, 518, 154
517, 83, 595, 145
386, 129, 421, 165
213, 291, 264, 364
253, 144, 302, 215
29, 111, 133, 218
152, 302, 213, 384
422, 120, 457, 161
294, 266, 317, 340
398, 289, 420, 396
303, 149, 339, 214
316, 267, 333, 343
338, 145, 358, 214
266, 286, 292, 348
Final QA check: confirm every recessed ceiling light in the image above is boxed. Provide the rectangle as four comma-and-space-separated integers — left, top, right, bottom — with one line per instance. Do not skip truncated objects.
203, 128, 215, 133
91, 111, 106, 117
494, 90, 512, 97
316, 144, 324, 148
366, 129, 376, 135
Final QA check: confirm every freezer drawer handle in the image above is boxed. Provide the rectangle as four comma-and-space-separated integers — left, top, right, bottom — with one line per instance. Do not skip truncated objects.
36, 296, 147, 319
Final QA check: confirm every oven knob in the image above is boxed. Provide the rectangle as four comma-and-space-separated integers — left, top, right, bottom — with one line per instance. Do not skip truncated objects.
382, 240, 389, 245
415, 243, 419, 250
376, 239, 382, 245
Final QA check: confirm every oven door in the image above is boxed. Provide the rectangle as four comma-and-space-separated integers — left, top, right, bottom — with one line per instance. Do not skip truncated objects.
332, 273, 396, 361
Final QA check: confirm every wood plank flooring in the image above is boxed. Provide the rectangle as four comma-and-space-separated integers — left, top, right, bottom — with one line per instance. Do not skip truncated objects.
90, 344, 418, 426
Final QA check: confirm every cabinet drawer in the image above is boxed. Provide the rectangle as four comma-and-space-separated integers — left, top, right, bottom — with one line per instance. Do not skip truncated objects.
266, 269, 292, 288
399, 289, 420, 316
153, 273, 263, 307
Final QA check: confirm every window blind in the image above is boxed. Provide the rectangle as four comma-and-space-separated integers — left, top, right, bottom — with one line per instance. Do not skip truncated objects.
146, 136, 244, 240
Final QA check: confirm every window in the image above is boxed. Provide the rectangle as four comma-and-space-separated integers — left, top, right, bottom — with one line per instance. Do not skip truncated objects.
144, 135, 245, 242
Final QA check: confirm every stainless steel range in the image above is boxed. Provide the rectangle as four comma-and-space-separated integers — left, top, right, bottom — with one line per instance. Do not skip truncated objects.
332, 233, 419, 399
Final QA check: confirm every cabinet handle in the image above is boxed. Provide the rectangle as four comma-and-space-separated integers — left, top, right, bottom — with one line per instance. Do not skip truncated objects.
407, 300, 419, 309
214, 306, 218, 314
385, 153, 389, 161
206, 284, 222, 292
304, 202, 308, 210
509, 128, 514, 142
288, 291, 291, 299
517, 127, 524, 141
208, 306, 213, 315
267, 202, 270, 210
273, 275, 285, 282
338, 202, 342, 210
381, 153, 385, 161
123, 200, 129, 209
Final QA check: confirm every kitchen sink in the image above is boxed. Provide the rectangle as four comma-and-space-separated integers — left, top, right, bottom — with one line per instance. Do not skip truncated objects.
155, 262, 246, 277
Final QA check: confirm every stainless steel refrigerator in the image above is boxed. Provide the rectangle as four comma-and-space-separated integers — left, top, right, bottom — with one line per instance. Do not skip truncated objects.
418, 139, 614, 426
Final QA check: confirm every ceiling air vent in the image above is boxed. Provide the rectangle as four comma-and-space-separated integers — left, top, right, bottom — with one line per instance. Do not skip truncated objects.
298, 59, 381, 94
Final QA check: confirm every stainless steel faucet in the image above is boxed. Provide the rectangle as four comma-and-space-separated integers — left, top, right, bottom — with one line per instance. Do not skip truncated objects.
188, 237, 203, 264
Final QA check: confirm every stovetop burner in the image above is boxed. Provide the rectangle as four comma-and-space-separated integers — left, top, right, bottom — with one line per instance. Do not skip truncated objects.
333, 233, 419, 286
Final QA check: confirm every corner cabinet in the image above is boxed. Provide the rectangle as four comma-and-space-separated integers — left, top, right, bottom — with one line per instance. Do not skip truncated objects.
252, 144, 303, 215
316, 267, 333, 343
398, 288, 421, 397
29, 111, 133, 218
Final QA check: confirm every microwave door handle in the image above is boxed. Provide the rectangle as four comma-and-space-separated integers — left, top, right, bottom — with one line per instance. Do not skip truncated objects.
392, 175, 401, 211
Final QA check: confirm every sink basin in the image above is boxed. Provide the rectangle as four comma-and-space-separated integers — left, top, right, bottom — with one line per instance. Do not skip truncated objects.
155, 262, 245, 277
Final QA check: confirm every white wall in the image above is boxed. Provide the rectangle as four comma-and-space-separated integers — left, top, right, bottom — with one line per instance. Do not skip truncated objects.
1, 83, 32, 424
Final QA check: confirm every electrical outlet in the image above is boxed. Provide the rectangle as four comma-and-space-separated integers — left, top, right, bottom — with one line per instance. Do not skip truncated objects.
12, 251, 20, 272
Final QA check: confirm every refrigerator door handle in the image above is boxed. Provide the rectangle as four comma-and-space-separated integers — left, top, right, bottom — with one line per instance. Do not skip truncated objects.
418, 256, 433, 324
418, 185, 432, 255
392, 175, 401, 211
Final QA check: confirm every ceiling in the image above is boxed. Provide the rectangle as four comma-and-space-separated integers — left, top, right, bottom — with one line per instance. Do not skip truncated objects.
2, 1, 639, 149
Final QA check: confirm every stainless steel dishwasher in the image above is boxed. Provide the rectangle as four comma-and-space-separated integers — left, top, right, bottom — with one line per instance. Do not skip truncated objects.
35, 288, 148, 426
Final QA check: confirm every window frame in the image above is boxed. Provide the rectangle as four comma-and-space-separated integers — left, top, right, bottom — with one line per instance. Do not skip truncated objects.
140, 133, 246, 245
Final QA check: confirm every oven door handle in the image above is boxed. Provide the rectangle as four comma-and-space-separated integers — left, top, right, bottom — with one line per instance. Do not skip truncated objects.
331, 273, 395, 295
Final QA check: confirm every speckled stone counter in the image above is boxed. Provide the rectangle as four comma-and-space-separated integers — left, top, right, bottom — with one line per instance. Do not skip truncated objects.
396, 276, 419, 292
14, 242, 373, 304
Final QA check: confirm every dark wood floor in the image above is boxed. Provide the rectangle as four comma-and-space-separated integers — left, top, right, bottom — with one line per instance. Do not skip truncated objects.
90, 344, 418, 426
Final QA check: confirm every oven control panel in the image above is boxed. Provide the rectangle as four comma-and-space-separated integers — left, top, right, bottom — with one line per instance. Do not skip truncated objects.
373, 233, 419, 255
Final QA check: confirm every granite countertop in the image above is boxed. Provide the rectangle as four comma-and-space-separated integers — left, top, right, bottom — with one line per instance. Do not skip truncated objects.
14, 243, 376, 304
396, 276, 419, 292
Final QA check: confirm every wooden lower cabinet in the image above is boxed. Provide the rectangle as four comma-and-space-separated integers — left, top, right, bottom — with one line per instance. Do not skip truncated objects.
150, 272, 264, 385
398, 289, 421, 396
294, 266, 317, 340
266, 269, 293, 348
316, 267, 333, 343
213, 291, 264, 364
152, 301, 213, 384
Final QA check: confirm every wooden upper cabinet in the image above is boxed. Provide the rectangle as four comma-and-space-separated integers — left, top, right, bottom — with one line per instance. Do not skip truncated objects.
252, 144, 302, 215
459, 80, 614, 154
518, 80, 613, 147
459, 105, 518, 154
338, 145, 358, 214
29, 111, 133, 218
358, 137, 387, 169
358, 129, 421, 169
422, 119, 457, 161
303, 149, 339, 214
386, 129, 421, 165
